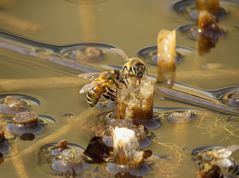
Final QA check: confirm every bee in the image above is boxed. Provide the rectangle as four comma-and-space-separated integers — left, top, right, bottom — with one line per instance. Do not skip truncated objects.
121, 57, 148, 82
194, 145, 239, 178
79, 70, 126, 107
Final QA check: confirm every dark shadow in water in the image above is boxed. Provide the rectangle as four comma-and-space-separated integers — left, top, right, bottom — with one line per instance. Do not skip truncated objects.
0, 152, 3, 165
20, 133, 35, 141
84, 136, 111, 163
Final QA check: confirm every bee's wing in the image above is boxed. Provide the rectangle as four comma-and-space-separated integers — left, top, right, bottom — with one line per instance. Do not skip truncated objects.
78, 72, 100, 81
108, 48, 129, 61
79, 83, 95, 94
79, 81, 106, 94
225, 145, 239, 154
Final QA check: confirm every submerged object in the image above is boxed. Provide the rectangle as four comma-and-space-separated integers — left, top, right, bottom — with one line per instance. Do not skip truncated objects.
157, 30, 176, 88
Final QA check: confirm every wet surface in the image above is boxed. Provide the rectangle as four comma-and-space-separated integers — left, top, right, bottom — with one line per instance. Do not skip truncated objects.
172, 0, 239, 21
0, 0, 238, 178
136, 45, 195, 66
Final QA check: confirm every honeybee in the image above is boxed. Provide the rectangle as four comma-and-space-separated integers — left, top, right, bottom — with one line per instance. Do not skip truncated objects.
122, 57, 148, 81
194, 145, 239, 178
79, 70, 126, 107
108, 48, 148, 80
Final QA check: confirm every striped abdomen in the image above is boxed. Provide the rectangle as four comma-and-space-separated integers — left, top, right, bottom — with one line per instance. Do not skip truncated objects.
87, 85, 106, 107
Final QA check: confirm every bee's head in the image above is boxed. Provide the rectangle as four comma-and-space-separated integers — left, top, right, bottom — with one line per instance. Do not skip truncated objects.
133, 62, 146, 79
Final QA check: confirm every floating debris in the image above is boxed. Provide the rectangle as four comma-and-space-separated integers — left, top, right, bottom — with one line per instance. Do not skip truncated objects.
38, 141, 89, 176
63, 47, 105, 62
162, 109, 200, 124
0, 94, 40, 108
52, 148, 89, 175
6, 111, 55, 139
221, 91, 239, 108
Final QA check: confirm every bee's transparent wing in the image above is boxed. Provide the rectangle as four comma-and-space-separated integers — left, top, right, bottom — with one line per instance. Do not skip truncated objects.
108, 48, 129, 61
79, 83, 94, 94
226, 145, 239, 153
79, 80, 106, 94
78, 72, 100, 81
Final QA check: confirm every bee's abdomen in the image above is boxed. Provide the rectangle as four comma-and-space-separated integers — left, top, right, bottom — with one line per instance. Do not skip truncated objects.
86, 86, 105, 107
228, 163, 239, 176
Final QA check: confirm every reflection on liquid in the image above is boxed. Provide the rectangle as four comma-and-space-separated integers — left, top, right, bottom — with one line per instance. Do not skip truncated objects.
196, 0, 220, 16
0, 0, 16, 10
0, 12, 41, 32
65, 0, 107, 5
172, 0, 229, 21
79, 3, 97, 41
197, 11, 225, 55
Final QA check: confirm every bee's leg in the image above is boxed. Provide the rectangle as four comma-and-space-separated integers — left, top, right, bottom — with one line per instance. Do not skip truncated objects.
122, 65, 128, 73
123, 74, 129, 84
145, 67, 149, 75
